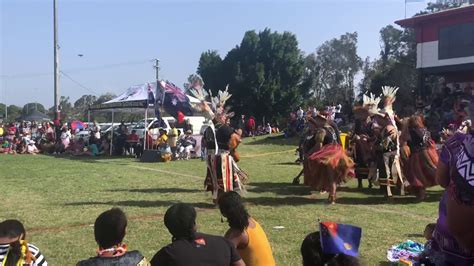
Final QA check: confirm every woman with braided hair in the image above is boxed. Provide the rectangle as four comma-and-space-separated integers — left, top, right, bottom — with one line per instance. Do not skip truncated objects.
0, 220, 48, 266
218, 191, 275, 266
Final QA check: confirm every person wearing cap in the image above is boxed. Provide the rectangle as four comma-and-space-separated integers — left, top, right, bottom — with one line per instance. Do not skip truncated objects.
177, 130, 196, 160
150, 203, 245, 266
304, 113, 354, 204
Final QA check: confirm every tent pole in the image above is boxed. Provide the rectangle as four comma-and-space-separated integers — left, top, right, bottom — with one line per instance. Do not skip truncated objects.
110, 110, 114, 156
144, 107, 148, 150
87, 110, 90, 124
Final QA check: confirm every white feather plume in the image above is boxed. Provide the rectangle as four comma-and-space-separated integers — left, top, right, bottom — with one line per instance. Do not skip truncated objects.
381, 86, 399, 101
189, 87, 208, 102
218, 85, 232, 107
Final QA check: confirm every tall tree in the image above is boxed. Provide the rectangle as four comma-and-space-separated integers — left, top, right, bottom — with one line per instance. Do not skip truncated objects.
73, 95, 97, 120
310, 32, 362, 105
22, 103, 46, 116
214, 28, 306, 120
197, 50, 224, 94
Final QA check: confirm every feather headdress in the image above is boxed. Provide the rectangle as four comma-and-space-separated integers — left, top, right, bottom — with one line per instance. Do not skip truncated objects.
381, 86, 399, 118
363, 93, 382, 117
189, 84, 233, 122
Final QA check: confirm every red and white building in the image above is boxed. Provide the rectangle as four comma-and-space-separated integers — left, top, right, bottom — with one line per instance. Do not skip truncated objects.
396, 4, 474, 94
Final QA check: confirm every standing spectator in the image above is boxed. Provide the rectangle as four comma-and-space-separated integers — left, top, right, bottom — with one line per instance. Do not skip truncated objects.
45, 123, 55, 142
297, 107, 304, 120
150, 203, 244, 266
218, 191, 275, 266
60, 128, 72, 150
237, 115, 246, 136
0, 219, 48, 266
167, 123, 178, 159
77, 208, 150, 266
246, 116, 256, 137
92, 121, 101, 140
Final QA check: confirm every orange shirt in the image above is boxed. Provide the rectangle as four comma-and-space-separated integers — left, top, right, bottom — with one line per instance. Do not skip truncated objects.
239, 218, 275, 266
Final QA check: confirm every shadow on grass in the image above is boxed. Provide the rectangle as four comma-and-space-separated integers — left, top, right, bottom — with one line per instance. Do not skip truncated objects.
271, 162, 300, 166
45, 154, 139, 164
246, 196, 318, 206
245, 135, 298, 146
65, 200, 214, 209
336, 194, 441, 205
248, 182, 312, 196
107, 188, 201, 193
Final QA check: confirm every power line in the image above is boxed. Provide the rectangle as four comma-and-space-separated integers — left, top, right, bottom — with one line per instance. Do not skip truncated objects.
60, 71, 98, 95
1, 59, 154, 79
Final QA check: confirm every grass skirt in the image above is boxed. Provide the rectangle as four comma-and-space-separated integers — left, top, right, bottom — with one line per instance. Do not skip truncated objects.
403, 145, 439, 189
304, 144, 355, 191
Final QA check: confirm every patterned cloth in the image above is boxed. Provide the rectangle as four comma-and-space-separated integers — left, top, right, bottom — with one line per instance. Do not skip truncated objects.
204, 150, 245, 199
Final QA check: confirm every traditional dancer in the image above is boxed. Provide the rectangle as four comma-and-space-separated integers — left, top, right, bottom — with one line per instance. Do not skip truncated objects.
304, 113, 355, 204
370, 86, 406, 198
351, 93, 379, 188
400, 114, 439, 200
189, 79, 247, 204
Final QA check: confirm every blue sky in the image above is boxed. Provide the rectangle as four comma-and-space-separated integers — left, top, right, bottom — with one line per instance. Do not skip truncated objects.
1, 0, 426, 107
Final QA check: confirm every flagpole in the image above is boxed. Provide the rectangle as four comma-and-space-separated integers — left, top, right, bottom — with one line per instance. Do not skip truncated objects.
405, 0, 407, 19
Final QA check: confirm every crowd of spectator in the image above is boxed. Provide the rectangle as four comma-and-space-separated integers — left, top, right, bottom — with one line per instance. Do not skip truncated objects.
0, 119, 200, 161
0, 192, 363, 266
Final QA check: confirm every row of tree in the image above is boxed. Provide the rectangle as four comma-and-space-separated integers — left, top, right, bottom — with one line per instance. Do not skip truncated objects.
0, 93, 142, 123
192, 1, 464, 120
1, 1, 463, 123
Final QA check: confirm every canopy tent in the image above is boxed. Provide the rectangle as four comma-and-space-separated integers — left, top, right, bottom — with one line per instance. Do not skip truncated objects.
87, 81, 200, 154
17, 110, 51, 122
88, 82, 200, 111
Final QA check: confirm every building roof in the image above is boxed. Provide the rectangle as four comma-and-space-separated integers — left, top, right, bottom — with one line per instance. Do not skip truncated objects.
395, 4, 474, 27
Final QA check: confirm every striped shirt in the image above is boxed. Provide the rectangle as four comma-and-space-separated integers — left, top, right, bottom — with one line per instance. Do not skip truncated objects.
0, 243, 47, 266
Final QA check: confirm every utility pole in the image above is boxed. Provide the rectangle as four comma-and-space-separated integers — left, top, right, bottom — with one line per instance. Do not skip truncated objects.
53, 0, 60, 122
154, 59, 160, 81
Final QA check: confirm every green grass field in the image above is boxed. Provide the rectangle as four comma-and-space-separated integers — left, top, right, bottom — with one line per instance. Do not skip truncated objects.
0, 135, 441, 265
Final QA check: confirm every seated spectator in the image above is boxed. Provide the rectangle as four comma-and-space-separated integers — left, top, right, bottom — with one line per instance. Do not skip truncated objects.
150, 203, 244, 266
77, 208, 149, 266
218, 191, 275, 266
0, 219, 48, 265
177, 130, 196, 160
100, 138, 111, 156
125, 130, 139, 155
154, 129, 168, 150
76, 139, 102, 157
301, 231, 360, 266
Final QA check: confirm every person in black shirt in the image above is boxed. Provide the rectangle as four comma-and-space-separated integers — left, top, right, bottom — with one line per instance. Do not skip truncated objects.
150, 203, 245, 266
